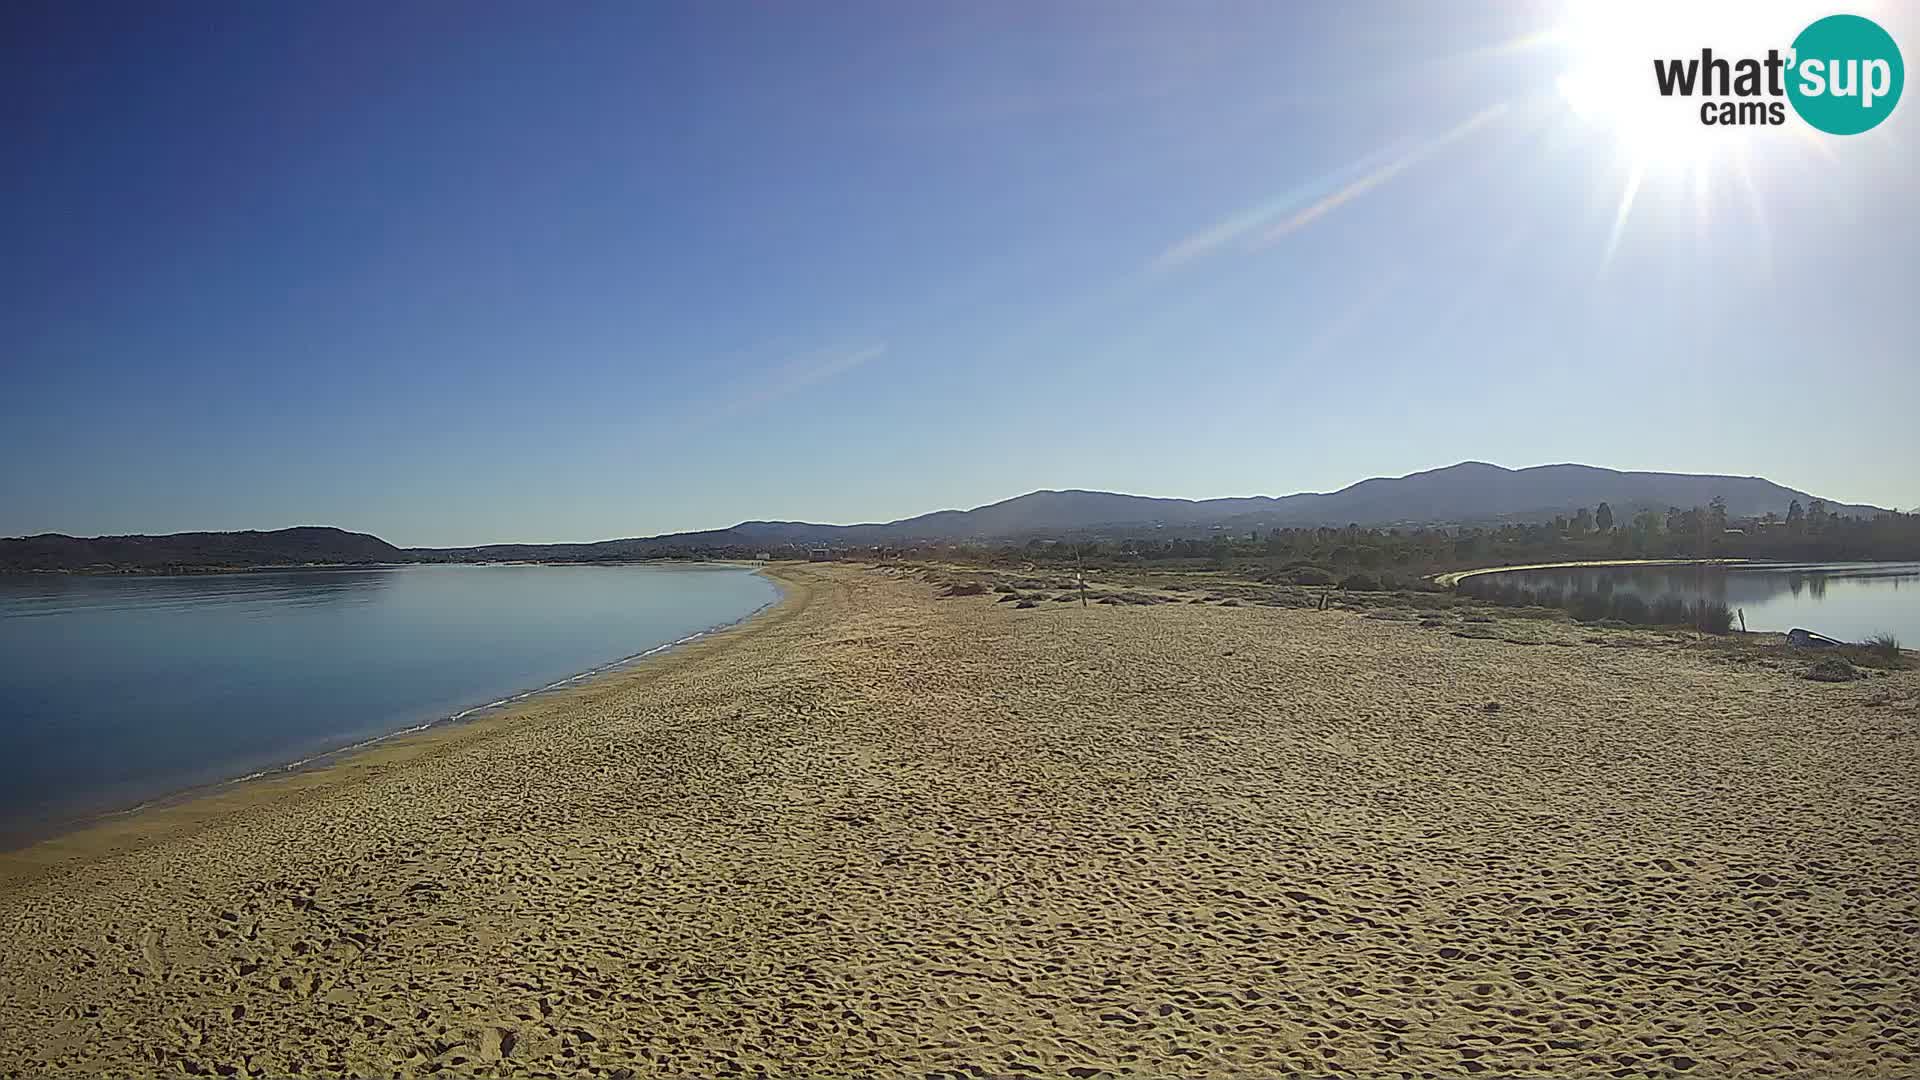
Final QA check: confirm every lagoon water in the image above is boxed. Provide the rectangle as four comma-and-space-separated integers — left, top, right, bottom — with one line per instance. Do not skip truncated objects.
1492, 561, 1920, 642
0, 563, 778, 843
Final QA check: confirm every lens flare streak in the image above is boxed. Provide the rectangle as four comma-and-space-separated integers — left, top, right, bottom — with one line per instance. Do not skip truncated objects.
1258, 105, 1510, 246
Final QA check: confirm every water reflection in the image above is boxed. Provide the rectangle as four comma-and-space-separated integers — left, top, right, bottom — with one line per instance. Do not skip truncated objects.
0, 567, 394, 619
1491, 562, 1920, 640
0, 564, 777, 844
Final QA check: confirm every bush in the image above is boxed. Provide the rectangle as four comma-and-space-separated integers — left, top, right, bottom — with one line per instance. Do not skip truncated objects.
1865, 632, 1902, 660
1290, 566, 1336, 586
1609, 593, 1650, 624
1693, 601, 1734, 634
943, 582, 988, 597
1651, 596, 1691, 625
1569, 592, 1610, 622
1339, 572, 1381, 592
1806, 657, 1858, 682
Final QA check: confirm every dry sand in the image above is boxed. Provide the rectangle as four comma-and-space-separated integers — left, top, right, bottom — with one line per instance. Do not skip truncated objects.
1, 564, 1916, 1078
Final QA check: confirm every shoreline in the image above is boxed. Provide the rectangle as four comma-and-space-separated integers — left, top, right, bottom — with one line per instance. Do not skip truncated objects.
0, 565, 803, 876
2, 563, 1913, 1078
1431, 557, 1755, 588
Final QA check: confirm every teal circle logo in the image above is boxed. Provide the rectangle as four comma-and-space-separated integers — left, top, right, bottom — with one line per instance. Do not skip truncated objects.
1788, 14, 1903, 135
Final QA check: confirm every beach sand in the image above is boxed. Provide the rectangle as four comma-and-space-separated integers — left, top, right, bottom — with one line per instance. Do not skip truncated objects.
1, 564, 1916, 1078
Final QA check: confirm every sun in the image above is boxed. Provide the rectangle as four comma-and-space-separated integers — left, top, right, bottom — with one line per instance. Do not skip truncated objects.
1544, 0, 1844, 267
1551, 0, 1813, 172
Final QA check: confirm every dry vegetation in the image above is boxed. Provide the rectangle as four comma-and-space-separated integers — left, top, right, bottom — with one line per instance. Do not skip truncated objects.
917, 559, 1912, 680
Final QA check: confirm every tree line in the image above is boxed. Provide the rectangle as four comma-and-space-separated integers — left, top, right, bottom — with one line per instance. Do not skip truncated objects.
888, 500, 1920, 576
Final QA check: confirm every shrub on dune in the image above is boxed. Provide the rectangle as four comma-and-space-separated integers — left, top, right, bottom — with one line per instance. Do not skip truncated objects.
1693, 601, 1734, 634
1651, 596, 1691, 625
1569, 592, 1610, 623
1865, 632, 1902, 661
1608, 593, 1650, 624
1806, 656, 1858, 682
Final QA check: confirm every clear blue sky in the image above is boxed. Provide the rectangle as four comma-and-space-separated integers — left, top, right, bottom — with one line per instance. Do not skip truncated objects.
3, 1, 1914, 545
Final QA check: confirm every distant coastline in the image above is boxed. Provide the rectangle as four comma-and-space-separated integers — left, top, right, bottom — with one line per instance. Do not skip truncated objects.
4, 560, 409, 576
4, 555, 725, 577
7, 460, 1904, 574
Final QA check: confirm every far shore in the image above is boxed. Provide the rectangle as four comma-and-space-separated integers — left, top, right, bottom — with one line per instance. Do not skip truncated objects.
1430, 556, 1755, 588
2, 555, 759, 576
1, 563, 1914, 1078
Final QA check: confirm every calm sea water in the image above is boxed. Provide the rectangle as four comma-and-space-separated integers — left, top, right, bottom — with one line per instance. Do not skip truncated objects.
1492, 561, 1920, 642
0, 563, 778, 843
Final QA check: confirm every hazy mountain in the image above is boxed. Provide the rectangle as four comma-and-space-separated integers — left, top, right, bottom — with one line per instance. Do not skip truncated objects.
1230, 461, 1884, 530
7, 462, 1888, 570
0, 527, 405, 572
421, 462, 1885, 558
709, 462, 1883, 546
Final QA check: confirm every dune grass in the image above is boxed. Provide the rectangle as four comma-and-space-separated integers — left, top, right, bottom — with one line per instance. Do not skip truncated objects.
1865, 632, 1903, 662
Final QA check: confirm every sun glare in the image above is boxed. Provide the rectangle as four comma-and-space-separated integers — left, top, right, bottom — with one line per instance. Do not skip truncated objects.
1548, 0, 1843, 269
1552, 0, 1810, 171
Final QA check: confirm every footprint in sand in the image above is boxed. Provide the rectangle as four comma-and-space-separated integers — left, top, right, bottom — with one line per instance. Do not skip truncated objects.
138, 925, 169, 982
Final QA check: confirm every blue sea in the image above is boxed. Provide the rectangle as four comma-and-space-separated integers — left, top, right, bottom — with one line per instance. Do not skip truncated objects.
0, 563, 778, 844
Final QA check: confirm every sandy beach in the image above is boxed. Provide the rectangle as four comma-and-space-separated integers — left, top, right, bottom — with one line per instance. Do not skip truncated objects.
1, 563, 1916, 1078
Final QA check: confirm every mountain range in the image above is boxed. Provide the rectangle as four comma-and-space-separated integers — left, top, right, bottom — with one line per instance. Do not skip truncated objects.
2, 462, 1889, 571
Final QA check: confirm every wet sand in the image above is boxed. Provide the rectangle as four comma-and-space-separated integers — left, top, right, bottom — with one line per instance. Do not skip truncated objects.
1, 563, 1916, 1078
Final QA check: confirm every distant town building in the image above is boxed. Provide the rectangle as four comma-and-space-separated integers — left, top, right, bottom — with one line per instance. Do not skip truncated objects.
807, 548, 832, 562
754, 551, 772, 562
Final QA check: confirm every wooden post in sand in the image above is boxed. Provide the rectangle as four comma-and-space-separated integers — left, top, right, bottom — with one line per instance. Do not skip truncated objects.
1076, 546, 1087, 608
